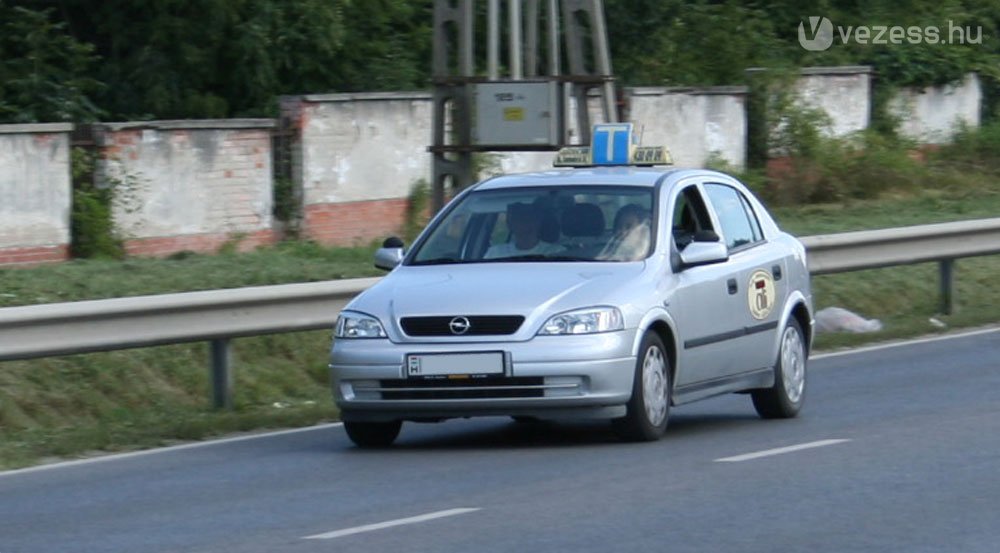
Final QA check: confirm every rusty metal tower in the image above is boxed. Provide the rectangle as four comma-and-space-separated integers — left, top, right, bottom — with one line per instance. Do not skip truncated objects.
430, 0, 618, 211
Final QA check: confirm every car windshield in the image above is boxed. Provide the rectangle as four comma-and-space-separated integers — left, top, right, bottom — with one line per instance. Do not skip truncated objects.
409, 185, 655, 265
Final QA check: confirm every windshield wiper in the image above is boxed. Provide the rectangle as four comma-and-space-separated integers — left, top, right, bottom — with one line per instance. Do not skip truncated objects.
409, 257, 463, 266
484, 254, 593, 262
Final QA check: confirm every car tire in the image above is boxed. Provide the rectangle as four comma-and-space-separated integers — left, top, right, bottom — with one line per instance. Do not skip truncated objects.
613, 331, 671, 442
752, 317, 807, 419
343, 420, 402, 448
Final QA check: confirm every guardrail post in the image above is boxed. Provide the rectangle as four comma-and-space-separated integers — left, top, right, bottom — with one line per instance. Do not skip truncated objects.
210, 338, 233, 409
939, 259, 955, 315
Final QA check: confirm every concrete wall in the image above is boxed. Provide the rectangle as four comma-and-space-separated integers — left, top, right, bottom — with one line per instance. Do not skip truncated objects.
282, 93, 434, 245
0, 123, 73, 265
96, 120, 275, 257
628, 87, 748, 169
794, 66, 873, 137
892, 73, 981, 143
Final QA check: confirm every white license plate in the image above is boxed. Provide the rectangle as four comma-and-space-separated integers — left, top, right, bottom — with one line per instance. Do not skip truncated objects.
406, 352, 505, 377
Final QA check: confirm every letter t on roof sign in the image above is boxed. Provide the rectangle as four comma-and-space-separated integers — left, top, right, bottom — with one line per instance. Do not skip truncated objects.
592, 123, 634, 165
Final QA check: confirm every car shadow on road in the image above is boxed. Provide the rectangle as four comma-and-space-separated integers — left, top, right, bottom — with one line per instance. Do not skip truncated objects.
338, 411, 762, 452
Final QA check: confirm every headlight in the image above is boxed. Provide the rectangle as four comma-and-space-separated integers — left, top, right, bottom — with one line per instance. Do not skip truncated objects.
538, 306, 624, 335
334, 311, 387, 339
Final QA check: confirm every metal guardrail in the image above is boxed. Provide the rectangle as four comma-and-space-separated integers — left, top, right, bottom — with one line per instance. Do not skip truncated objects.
800, 218, 1000, 274
0, 277, 380, 408
801, 218, 1000, 315
2, 218, 999, 407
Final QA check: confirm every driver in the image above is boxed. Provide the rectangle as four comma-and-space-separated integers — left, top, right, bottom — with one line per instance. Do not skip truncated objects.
484, 202, 565, 259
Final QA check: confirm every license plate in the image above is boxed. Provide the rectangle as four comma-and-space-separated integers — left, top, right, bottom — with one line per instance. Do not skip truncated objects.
406, 352, 505, 378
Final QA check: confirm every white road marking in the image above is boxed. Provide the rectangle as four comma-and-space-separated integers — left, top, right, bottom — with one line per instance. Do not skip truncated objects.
812, 325, 1000, 361
715, 439, 850, 463
0, 423, 343, 479
302, 508, 481, 540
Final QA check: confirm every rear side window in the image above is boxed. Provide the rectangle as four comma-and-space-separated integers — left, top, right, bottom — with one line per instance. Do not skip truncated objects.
704, 183, 763, 250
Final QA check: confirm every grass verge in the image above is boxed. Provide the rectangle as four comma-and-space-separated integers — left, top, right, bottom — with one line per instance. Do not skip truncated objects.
0, 331, 336, 469
0, 240, 383, 308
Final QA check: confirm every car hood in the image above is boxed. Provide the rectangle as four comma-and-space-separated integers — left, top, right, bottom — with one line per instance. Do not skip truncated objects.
347, 262, 647, 340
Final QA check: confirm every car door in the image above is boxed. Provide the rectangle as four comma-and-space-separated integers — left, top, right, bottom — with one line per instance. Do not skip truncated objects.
667, 182, 747, 386
702, 181, 787, 375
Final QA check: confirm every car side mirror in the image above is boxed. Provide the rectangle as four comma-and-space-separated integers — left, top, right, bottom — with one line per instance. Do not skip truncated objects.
374, 236, 405, 271
679, 241, 729, 268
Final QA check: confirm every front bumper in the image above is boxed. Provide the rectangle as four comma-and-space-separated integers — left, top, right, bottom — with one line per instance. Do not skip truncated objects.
330, 330, 637, 422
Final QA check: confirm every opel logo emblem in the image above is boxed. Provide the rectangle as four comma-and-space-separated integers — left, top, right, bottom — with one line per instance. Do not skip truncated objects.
449, 316, 471, 335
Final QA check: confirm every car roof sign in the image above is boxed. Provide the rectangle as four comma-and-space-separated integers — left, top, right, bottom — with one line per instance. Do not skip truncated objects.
592, 123, 634, 165
552, 123, 672, 168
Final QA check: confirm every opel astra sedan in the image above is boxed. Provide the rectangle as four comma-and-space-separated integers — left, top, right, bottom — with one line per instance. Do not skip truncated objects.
330, 132, 812, 447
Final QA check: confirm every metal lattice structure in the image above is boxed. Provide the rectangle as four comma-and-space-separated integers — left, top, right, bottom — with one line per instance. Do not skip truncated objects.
430, 0, 618, 211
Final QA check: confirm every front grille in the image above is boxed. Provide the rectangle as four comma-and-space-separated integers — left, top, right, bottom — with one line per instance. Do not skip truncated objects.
400, 315, 525, 336
378, 377, 545, 399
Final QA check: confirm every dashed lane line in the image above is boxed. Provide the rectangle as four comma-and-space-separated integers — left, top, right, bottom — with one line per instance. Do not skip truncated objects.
714, 439, 851, 463
302, 508, 482, 540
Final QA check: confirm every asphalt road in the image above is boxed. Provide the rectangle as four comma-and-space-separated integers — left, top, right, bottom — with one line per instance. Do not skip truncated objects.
2, 328, 998, 553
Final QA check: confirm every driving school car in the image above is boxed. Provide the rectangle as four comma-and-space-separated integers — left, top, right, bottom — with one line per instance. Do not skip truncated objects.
330, 123, 813, 447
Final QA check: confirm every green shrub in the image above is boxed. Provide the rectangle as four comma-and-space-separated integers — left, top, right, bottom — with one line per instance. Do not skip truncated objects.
272, 176, 300, 236
933, 120, 1000, 173
71, 188, 123, 259
70, 147, 124, 259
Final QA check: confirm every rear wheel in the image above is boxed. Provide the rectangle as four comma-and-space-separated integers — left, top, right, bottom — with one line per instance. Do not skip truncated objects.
752, 318, 807, 419
343, 420, 402, 448
613, 332, 670, 442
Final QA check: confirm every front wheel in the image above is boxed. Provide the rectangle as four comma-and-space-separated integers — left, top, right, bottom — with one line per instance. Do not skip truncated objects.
613, 332, 671, 442
343, 420, 402, 448
752, 318, 807, 419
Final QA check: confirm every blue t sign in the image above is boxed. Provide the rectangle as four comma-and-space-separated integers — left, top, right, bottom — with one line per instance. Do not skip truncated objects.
591, 123, 634, 165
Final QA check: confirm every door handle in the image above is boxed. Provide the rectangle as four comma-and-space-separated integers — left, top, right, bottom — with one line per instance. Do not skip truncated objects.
727, 278, 738, 295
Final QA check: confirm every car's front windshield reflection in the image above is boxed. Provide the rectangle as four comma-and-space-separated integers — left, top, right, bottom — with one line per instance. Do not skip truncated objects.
410, 186, 655, 265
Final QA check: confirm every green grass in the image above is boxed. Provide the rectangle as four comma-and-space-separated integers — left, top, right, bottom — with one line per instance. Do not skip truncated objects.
1, 178, 999, 468
0, 331, 336, 469
0, 240, 383, 308
809, 258, 1000, 351
771, 187, 1000, 236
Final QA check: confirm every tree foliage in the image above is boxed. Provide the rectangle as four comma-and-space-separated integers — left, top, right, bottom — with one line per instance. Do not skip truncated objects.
0, 0, 996, 123
0, 3, 103, 122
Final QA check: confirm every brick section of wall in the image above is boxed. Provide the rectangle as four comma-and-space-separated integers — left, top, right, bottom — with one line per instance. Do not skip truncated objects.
0, 245, 70, 266
94, 120, 275, 259
303, 198, 409, 246
123, 229, 275, 258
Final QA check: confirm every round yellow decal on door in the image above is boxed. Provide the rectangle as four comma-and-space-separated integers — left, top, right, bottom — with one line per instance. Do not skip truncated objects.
748, 269, 776, 320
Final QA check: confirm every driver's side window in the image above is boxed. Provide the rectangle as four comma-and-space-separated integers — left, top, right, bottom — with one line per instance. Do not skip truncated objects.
672, 185, 715, 251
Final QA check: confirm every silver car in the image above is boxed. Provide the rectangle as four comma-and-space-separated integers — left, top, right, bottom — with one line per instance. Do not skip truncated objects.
330, 141, 812, 447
